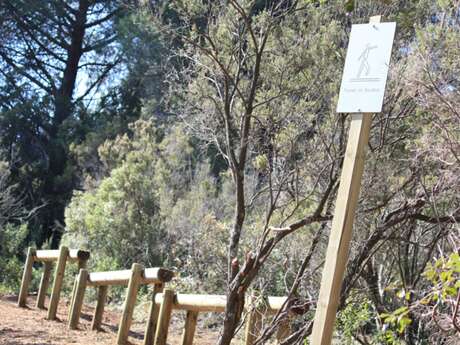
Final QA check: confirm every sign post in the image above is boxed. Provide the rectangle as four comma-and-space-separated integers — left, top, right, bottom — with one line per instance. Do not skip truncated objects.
310, 16, 396, 345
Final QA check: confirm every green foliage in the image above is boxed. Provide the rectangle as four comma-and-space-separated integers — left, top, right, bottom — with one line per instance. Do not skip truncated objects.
381, 306, 411, 335
0, 159, 35, 293
377, 330, 406, 345
380, 252, 460, 341
163, 166, 232, 293
0, 0, 126, 249
0, 224, 28, 292
65, 118, 235, 293
337, 295, 372, 344
64, 120, 166, 270
424, 253, 460, 300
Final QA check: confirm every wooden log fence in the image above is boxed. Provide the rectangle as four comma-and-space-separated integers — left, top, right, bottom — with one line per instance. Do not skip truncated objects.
18, 249, 288, 345
17, 246, 90, 321
67, 263, 174, 345
153, 291, 290, 345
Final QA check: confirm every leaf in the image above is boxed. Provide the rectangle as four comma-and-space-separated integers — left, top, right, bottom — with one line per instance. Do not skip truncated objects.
398, 316, 412, 334
420, 296, 431, 305
394, 306, 409, 316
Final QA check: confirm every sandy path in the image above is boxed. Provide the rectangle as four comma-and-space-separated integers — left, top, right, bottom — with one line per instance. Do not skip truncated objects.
0, 294, 221, 345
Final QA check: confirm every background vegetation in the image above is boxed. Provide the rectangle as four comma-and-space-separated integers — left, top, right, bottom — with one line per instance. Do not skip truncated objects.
0, 0, 458, 344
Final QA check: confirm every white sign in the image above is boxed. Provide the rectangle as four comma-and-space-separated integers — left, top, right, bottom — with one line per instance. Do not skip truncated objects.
337, 22, 396, 113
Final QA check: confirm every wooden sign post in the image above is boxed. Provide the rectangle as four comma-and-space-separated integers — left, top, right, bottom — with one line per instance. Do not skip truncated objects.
310, 16, 396, 345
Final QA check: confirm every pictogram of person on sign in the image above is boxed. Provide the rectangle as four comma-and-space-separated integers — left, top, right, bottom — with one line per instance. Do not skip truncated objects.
356, 43, 377, 78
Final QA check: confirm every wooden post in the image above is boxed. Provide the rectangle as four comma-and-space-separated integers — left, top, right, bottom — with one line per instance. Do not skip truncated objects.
78, 258, 88, 269
143, 283, 165, 345
68, 269, 88, 329
244, 306, 262, 345
181, 310, 199, 345
91, 285, 108, 331
47, 246, 69, 320
67, 257, 88, 320
154, 289, 175, 345
116, 263, 143, 345
68, 274, 78, 320
36, 262, 53, 309
310, 17, 381, 345
310, 114, 373, 344
17, 247, 36, 307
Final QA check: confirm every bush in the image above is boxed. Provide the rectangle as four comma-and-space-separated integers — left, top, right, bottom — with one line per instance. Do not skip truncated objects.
0, 224, 29, 292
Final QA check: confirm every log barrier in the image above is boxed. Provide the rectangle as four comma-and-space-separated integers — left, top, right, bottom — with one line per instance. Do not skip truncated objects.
17, 246, 90, 320
153, 290, 291, 345
67, 263, 174, 345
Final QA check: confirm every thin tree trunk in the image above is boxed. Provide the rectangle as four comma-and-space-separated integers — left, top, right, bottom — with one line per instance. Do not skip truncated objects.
48, 0, 89, 247
54, 0, 89, 128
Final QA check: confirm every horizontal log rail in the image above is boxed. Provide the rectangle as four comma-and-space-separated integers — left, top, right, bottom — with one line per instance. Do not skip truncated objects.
17, 246, 90, 321
33, 249, 90, 263
153, 293, 287, 313
153, 290, 290, 345
87, 267, 174, 287
68, 264, 174, 345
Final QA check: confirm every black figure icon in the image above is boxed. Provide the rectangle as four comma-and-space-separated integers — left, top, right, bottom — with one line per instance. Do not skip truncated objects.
357, 43, 377, 78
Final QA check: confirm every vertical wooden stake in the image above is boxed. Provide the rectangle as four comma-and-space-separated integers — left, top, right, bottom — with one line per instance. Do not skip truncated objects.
68, 273, 78, 320
47, 246, 69, 320
311, 19, 385, 340
244, 302, 262, 345
154, 289, 175, 345
311, 15, 383, 340
310, 112, 374, 345
17, 247, 36, 307
68, 269, 88, 329
116, 263, 143, 345
181, 310, 199, 345
143, 282, 165, 345
36, 262, 53, 309
78, 258, 88, 270
68, 257, 88, 320
91, 285, 108, 331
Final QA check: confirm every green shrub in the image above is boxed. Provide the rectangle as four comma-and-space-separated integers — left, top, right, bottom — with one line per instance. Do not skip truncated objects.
0, 224, 29, 293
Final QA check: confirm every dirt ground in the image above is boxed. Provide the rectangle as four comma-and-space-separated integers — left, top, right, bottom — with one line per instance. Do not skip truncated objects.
0, 294, 221, 345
